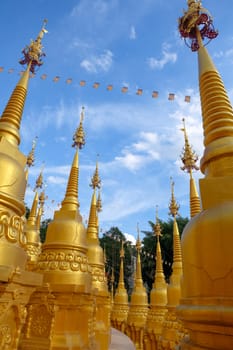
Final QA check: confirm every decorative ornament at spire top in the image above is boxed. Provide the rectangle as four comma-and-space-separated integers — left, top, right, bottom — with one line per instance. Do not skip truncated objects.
34, 164, 44, 191
154, 205, 162, 239
120, 240, 125, 259
178, 0, 218, 51
169, 178, 180, 218
136, 223, 141, 251
180, 118, 199, 176
72, 106, 86, 149
19, 19, 48, 73
26, 136, 38, 167
90, 155, 101, 190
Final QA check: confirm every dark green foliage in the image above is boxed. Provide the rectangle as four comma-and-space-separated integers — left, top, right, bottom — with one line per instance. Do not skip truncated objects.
99, 227, 136, 297
39, 218, 51, 243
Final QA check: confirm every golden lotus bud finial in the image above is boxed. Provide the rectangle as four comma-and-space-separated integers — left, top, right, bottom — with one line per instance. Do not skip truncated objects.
26, 136, 38, 167
154, 205, 162, 239
72, 107, 86, 149
90, 155, 101, 190
120, 240, 125, 259
178, 0, 218, 51
180, 118, 199, 176
19, 19, 48, 73
38, 189, 47, 214
169, 177, 180, 218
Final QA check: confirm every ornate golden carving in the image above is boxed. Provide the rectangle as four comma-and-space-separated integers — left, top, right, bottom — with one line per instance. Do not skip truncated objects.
38, 250, 89, 272
0, 325, 12, 347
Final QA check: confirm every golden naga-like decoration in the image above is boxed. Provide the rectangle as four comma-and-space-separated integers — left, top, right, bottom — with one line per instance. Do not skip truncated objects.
111, 241, 129, 333
178, 0, 218, 51
180, 118, 201, 217
144, 206, 168, 350
19, 19, 48, 73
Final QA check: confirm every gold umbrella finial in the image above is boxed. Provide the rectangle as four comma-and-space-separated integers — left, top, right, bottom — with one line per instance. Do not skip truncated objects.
180, 118, 199, 177
72, 107, 86, 149
19, 19, 48, 73
169, 177, 180, 218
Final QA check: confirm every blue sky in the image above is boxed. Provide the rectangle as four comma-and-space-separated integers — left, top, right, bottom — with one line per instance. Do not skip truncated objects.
0, 0, 233, 243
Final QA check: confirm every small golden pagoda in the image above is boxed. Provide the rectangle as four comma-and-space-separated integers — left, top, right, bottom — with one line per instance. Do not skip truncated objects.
0, 22, 48, 350
180, 118, 201, 217
177, 0, 233, 349
86, 161, 111, 350
144, 207, 168, 350
159, 179, 185, 350
111, 241, 129, 333
126, 226, 148, 350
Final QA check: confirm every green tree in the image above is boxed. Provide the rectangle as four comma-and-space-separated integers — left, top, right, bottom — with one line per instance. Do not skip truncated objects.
100, 227, 136, 296
141, 216, 189, 291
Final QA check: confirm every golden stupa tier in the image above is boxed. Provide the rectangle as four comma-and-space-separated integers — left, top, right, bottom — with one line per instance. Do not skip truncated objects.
177, 1, 233, 349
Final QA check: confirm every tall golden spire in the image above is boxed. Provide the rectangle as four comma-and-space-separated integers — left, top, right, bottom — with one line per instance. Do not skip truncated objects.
126, 225, 148, 349
168, 179, 182, 272
144, 207, 167, 350
0, 21, 47, 146
24, 190, 41, 270
111, 240, 129, 332
180, 118, 201, 217
177, 2, 233, 349
152, 206, 167, 291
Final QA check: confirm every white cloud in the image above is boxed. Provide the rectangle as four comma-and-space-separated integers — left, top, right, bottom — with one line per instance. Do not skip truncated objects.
124, 233, 136, 245
129, 25, 136, 40
147, 43, 177, 70
80, 50, 113, 73
47, 176, 67, 185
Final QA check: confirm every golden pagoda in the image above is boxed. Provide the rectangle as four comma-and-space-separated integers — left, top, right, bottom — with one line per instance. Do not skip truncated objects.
144, 207, 168, 350
126, 226, 148, 350
19, 113, 96, 349
180, 118, 201, 217
159, 179, 185, 350
0, 22, 47, 350
177, 0, 233, 348
86, 161, 111, 350
111, 241, 129, 333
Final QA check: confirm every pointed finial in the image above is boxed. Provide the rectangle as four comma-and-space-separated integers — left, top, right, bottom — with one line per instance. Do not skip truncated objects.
39, 189, 47, 215
180, 118, 199, 177
178, 0, 218, 51
19, 19, 48, 73
120, 240, 125, 259
34, 165, 44, 191
72, 107, 85, 149
169, 178, 180, 218
154, 205, 162, 239
136, 223, 141, 251
26, 136, 38, 167
96, 190, 102, 213
90, 155, 101, 189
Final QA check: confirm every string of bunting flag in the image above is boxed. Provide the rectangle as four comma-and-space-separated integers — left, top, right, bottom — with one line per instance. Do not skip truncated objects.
0, 66, 191, 103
